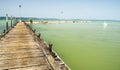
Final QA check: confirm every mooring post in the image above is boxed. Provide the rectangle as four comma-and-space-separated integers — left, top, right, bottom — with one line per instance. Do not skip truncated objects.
3, 29, 6, 34
14, 17, 17, 26
11, 16, 12, 28
29, 25, 32, 31
33, 29, 36, 33
38, 33, 41, 38
6, 14, 8, 31
49, 43, 53, 52
13, 17, 16, 27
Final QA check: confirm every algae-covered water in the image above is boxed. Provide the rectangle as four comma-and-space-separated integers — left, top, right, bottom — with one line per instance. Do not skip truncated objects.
31, 20, 120, 70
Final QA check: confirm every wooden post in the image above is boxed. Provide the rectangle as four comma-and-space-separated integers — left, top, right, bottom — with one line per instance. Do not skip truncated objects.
13, 17, 15, 27
3, 29, 6, 33
11, 16, 12, 28
33, 29, 36, 33
38, 33, 41, 38
6, 14, 8, 31
14, 17, 17, 26
49, 43, 53, 52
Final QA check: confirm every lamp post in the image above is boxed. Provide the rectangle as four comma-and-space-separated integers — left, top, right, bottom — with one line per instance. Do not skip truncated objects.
19, 5, 21, 22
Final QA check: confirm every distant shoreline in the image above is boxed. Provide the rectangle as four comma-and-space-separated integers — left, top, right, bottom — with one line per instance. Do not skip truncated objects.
25, 20, 120, 24
0, 17, 120, 22
26, 20, 92, 24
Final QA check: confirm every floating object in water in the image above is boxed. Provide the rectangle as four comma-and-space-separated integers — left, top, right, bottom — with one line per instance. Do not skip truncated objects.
103, 21, 108, 28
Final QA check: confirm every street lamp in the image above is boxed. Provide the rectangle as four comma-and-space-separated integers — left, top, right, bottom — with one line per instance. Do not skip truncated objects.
19, 5, 21, 22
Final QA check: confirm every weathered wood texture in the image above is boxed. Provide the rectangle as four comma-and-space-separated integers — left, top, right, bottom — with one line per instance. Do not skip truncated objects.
0, 22, 70, 70
0, 22, 54, 70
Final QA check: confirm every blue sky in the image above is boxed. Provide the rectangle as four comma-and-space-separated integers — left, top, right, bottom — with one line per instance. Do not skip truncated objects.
0, 0, 120, 20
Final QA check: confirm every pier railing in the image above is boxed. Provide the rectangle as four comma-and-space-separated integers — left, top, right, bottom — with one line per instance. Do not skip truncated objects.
0, 16, 18, 39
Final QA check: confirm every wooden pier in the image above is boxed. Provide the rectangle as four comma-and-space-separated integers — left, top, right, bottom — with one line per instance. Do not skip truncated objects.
0, 22, 69, 70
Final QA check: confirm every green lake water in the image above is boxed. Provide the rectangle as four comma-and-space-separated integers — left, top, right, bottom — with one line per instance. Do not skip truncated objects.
0, 20, 120, 70
0, 20, 15, 34
32, 21, 120, 70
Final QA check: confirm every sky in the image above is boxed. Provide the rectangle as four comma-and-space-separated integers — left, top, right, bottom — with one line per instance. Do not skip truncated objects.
0, 0, 120, 20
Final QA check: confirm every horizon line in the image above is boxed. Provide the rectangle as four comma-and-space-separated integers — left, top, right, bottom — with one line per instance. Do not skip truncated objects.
0, 16, 120, 21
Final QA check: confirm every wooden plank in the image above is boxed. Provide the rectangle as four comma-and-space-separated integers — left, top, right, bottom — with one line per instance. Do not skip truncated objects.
0, 22, 53, 70
0, 22, 70, 70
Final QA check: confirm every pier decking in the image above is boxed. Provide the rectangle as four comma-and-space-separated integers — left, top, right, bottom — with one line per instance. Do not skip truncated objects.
0, 22, 69, 70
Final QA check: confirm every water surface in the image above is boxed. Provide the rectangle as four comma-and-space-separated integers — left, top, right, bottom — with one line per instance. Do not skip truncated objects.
32, 21, 120, 70
0, 20, 15, 34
